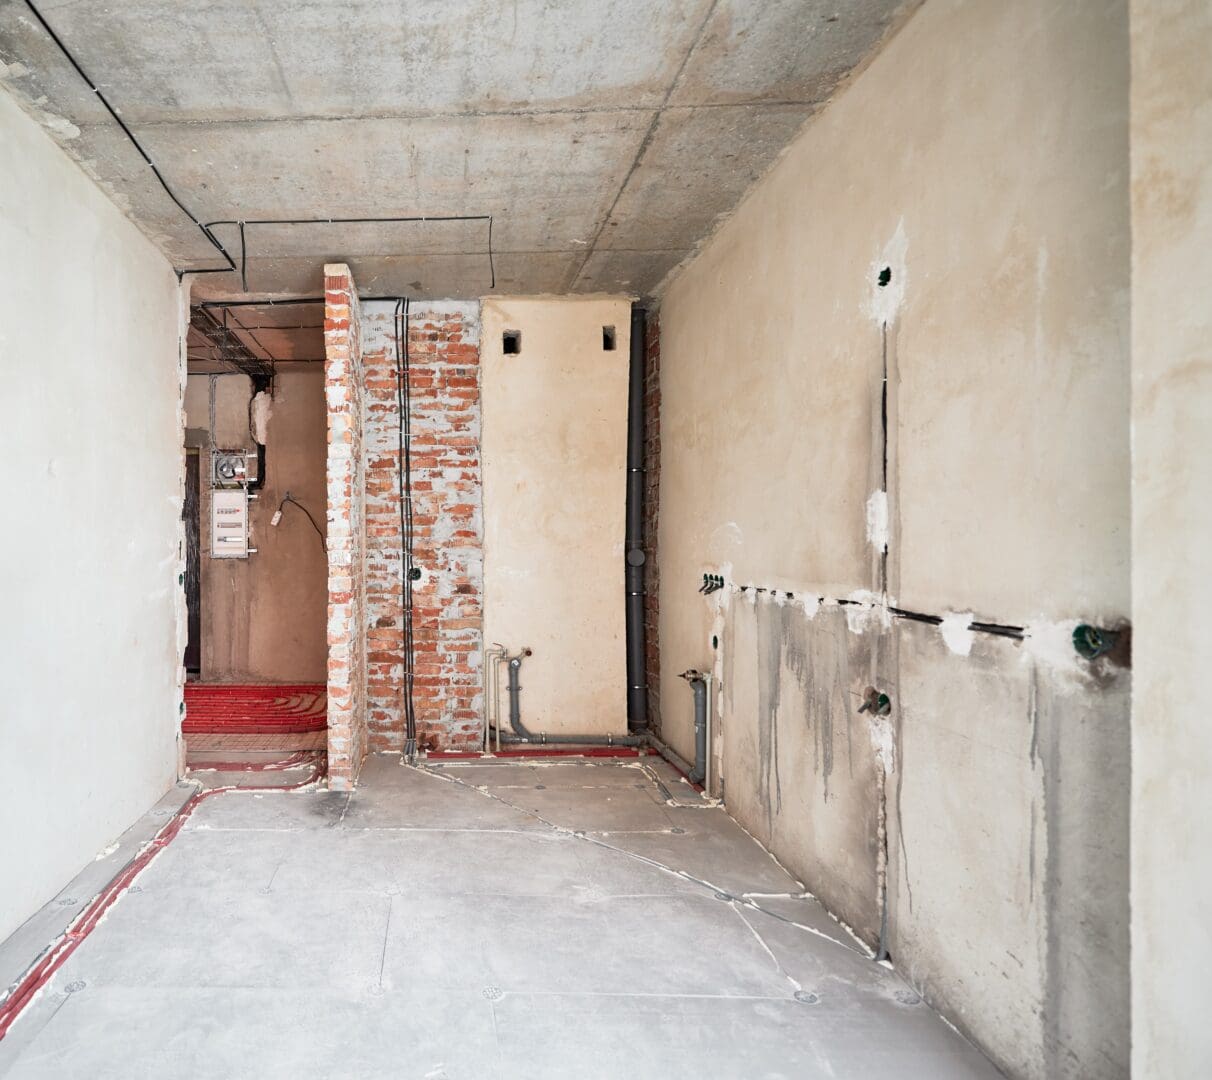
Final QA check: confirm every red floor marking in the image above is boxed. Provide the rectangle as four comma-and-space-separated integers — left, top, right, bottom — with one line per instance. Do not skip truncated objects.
183, 683, 327, 734
0, 754, 327, 1041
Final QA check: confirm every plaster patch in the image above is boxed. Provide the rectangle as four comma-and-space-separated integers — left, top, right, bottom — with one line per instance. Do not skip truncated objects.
865, 489, 888, 552
40, 113, 80, 140
708, 521, 744, 554
1022, 618, 1087, 679
842, 589, 890, 634
798, 593, 821, 619
868, 715, 895, 774
0, 60, 28, 79
939, 612, 975, 657
866, 220, 908, 325
251, 391, 273, 443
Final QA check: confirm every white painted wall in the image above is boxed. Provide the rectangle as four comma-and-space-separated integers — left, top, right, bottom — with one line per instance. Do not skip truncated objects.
481, 298, 631, 736
0, 88, 185, 944
1130, 2, 1212, 1074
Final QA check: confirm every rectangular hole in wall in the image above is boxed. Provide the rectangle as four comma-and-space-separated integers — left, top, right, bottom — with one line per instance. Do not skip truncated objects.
602, 325, 616, 351
503, 329, 521, 355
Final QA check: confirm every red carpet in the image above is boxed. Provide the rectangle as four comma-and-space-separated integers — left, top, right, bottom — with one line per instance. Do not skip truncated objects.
183, 684, 327, 734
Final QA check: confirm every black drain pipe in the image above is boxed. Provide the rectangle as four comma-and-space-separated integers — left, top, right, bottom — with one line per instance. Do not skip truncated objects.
625, 306, 649, 731
503, 652, 644, 747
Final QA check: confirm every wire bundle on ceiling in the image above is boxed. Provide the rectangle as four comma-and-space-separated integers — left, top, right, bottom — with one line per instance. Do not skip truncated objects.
394, 299, 418, 762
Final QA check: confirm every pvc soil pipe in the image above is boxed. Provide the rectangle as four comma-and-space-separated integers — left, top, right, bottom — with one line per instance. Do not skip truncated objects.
504, 650, 645, 747
642, 729, 701, 790
624, 305, 649, 731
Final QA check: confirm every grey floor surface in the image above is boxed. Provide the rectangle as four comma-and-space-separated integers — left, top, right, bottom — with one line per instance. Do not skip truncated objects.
0, 753, 1001, 1079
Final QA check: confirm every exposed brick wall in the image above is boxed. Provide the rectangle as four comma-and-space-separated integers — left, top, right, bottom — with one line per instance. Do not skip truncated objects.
323, 264, 368, 788
643, 308, 661, 733
360, 301, 483, 753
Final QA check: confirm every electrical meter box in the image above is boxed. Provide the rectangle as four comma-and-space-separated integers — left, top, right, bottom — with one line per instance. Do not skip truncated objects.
211, 449, 250, 488
211, 488, 249, 558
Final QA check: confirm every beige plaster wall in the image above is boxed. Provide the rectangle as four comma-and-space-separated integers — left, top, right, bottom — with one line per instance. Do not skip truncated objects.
1129, 1, 1212, 1073
184, 368, 327, 683
481, 298, 631, 736
655, 1, 1131, 1076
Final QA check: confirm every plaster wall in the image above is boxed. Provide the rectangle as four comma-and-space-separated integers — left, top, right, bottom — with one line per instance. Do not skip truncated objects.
481, 298, 631, 736
655, 1, 1130, 1076
183, 369, 327, 682
1129, 1, 1212, 1073
0, 88, 184, 943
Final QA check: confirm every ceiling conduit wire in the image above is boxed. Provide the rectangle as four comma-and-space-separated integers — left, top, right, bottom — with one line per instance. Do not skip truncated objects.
394, 299, 419, 763
24, 2, 497, 290
21, 0, 237, 279
204, 216, 496, 293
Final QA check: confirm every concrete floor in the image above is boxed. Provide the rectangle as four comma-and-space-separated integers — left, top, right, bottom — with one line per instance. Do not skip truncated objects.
0, 754, 1000, 1079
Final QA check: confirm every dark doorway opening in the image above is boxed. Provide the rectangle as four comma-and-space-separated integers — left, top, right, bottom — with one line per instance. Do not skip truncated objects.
184, 449, 202, 675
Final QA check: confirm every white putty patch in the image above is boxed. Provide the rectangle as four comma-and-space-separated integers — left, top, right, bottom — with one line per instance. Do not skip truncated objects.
251, 390, 273, 443
94, 842, 119, 861
798, 593, 821, 619
842, 589, 891, 635
1022, 618, 1087, 678
939, 612, 975, 657
866, 219, 908, 325
0, 59, 29, 79
708, 520, 744, 553
865, 489, 888, 552
868, 716, 895, 775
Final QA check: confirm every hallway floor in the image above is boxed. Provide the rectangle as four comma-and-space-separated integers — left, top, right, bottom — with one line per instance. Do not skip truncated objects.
0, 754, 999, 1079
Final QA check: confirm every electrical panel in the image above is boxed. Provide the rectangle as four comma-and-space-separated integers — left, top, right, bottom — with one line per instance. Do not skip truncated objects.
210, 489, 249, 558
211, 449, 251, 488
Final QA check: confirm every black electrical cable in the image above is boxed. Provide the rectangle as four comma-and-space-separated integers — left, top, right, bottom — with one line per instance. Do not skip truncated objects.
24, 3, 499, 289
275, 494, 326, 552
394, 299, 418, 761
204, 216, 496, 293
22, 0, 237, 278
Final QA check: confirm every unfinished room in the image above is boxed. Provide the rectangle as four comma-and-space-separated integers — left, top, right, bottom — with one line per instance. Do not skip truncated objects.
0, 0, 1207, 1076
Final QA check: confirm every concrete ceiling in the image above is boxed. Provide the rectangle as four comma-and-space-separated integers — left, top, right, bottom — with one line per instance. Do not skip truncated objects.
0, 0, 913, 307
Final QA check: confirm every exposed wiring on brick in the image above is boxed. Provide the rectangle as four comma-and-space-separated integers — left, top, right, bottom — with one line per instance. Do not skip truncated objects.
394, 299, 418, 762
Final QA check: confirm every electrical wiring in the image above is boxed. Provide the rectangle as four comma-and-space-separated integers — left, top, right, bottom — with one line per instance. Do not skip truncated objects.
394, 299, 418, 762
23, 1, 497, 291
273, 493, 326, 551
205, 216, 496, 294
21, 0, 237, 278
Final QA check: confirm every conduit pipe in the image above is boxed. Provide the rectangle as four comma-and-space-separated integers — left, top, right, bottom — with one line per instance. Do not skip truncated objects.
501, 650, 645, 748
624, 305, 649, 731
483, 644, 508, 751
679, 669, 711, 787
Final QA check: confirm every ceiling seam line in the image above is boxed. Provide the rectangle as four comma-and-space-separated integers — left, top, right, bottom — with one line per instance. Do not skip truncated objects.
109, 99, 821, 130
565, 0, 723, 293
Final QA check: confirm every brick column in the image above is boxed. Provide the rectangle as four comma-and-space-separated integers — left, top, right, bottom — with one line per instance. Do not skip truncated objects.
324, 264, 368, 788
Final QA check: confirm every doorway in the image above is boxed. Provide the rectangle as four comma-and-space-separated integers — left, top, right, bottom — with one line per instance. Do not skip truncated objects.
183, 448, 201, 675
